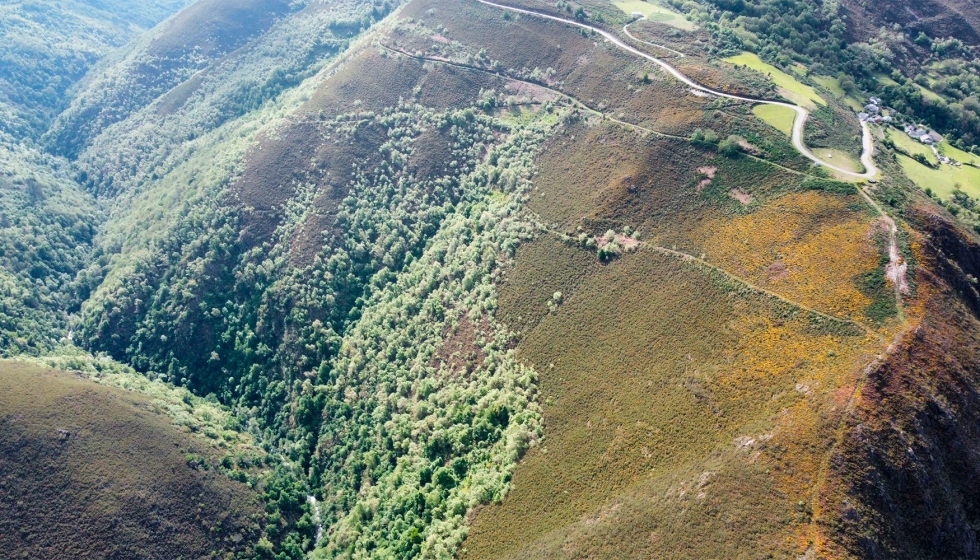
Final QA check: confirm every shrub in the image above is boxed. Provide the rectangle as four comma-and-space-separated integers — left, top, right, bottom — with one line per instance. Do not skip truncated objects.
690, 128, 719, 148
718, 135, 742, 157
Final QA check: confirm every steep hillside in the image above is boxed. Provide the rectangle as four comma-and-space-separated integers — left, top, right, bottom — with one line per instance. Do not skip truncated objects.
0, 360, 262, 559
0, 0, 192, 355
0, 0, 190, 140
0, 136, 100, 355
2, 0, 980, 557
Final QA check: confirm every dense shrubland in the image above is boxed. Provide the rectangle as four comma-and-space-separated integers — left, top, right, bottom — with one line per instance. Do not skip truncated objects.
74, 76, 555, 554
310, 117, 552, 558
0, 134, 101, 355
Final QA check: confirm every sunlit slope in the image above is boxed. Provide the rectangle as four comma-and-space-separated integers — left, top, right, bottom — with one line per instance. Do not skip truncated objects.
43, 0, 980, 557
0, 361, 262, 559
464, 237, 876, 558
371, 0, 911, 556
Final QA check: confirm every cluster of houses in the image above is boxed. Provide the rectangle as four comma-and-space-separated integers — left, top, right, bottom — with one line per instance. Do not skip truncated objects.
858, 96, 943, 146
902, 123, 943, 146
858, 97, 894, 125
854, 96, 960, 165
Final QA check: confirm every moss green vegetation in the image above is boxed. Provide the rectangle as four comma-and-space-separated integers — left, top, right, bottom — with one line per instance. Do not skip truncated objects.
613, 0, 695, 30
896, 153, 980, 200
724, 52, 825, 109
811, 75, 844, 97
752, 104, 795, 136
0, 0, 189, 140
803, 103, 863, 159
886, 128, 939, 166
810, 75, 864, 110
0, 360, 263, 558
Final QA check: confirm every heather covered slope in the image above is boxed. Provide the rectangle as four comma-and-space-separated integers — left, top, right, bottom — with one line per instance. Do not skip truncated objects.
0, 360, 263, 559
818, 206, 980, 559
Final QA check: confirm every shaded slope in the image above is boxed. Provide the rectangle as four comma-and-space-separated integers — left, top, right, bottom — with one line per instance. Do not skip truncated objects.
0, 361, 262, 559
44, 0, 295, 159
817, 207, 980, 559
0, 0, 190, 140
0, 135, 102, 356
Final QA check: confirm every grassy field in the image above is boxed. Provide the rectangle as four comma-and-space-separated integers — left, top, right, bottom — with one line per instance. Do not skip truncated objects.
0, 361, 262, 558
613, 0, 695, 30
811, 75, 844, 96
816, 148, 863, 173
752, 103, 795, 136
725, 52, 826, 109
939, 141, 980, 166
887, 127, 938, 165
810, 75, 864, 110
896, 153, 980, 200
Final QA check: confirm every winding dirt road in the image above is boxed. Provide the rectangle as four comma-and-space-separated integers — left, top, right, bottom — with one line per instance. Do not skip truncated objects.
477, 0, 879, 179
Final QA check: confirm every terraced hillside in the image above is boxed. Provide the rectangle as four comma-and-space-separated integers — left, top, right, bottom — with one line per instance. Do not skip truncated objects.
2, 0, 980, 558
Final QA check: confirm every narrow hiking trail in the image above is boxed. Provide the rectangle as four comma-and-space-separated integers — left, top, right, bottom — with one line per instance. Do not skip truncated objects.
622, 18, 686, 58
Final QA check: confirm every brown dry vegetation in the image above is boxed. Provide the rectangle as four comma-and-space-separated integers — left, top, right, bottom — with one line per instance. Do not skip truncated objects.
0, 361, 262, 559
464, 240, 880, 559
811, 206, 980, 559
230, 46, 514, 265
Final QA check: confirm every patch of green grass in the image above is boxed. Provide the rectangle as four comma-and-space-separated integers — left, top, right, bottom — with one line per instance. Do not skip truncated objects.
816, 148, 862, 173
875, 73, 900, 88
939, 141, 980, 167
896, 153, 980, 200
724, 52, 825, 109
810, 75, 863, 110
613, 0, 695, 30
811, 75, 844, 96
857, 257, 899, 324
914, 82, 943, 102
886, 128, 938, 165
752, 104, 795, 136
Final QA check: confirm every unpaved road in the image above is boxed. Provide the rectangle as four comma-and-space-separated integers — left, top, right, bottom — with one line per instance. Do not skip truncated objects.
475, 0, 905, 309
477, 0, 879, 179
